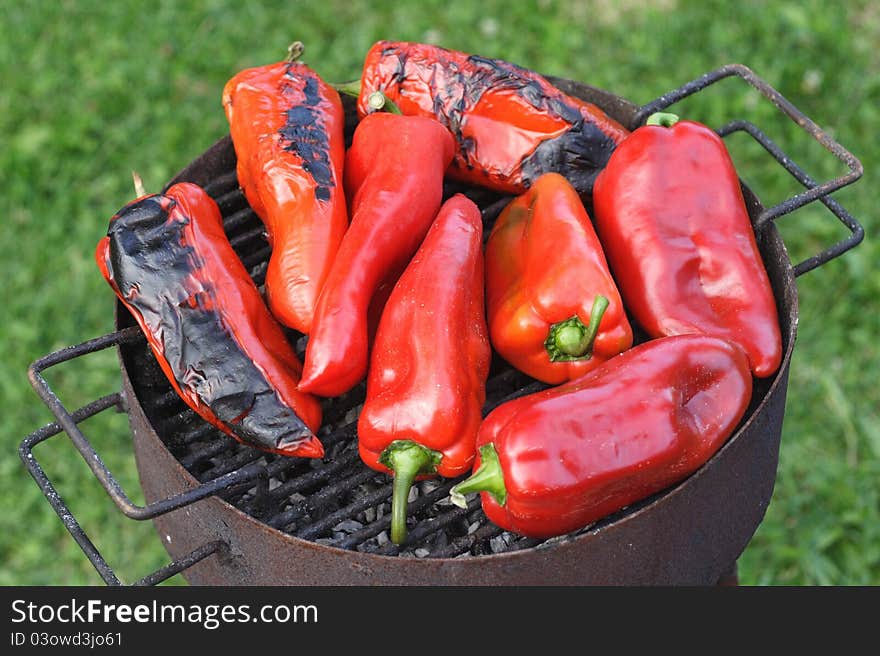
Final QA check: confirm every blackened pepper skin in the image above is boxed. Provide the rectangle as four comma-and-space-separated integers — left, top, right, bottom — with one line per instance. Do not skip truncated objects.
356, 41, 630, 195
278, 75, 336, 202
95, 182, 324, 458
223, 56, 348, 335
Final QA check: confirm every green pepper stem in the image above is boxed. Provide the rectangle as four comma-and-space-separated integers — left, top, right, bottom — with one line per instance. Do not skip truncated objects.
332, 79, 362, 98
646, 111, 680, 127
379, 440, 442, 545
449, 444, 507, 508
286, 41, 305, 63
544, 295, 609, 362
367, 90, 402, 114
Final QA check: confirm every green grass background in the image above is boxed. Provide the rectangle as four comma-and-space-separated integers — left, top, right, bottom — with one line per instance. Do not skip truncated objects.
1, 0, 877, 586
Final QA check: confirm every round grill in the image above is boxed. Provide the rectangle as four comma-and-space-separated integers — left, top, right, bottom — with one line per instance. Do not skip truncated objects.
21, 66, 864, 586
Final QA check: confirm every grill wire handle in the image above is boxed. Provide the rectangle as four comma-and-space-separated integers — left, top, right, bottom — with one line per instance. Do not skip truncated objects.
20, 327, 242, 585
19, 62, 867, 585
633, 63, 863, 276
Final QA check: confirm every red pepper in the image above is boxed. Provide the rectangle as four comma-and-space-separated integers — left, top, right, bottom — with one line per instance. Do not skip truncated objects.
95, 182, 323, 458
592, 112, 783, 378
222, 44, 348, 334
485, 172, 633, 384
349, 40, 630, 195
297, 112, 456, 397
450, 334, 752, 538
358, 194, 490, 545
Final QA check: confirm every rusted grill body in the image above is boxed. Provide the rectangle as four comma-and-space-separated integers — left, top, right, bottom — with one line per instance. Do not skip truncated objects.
20, 66, 863, 585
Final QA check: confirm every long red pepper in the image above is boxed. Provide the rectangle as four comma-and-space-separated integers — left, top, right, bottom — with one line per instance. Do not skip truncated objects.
297, 112, 456, 397
347, 40, 630, 195
95, 182, 323, 458
222, 44, 348, 334
450, 334, 752, 538
485, 172, 632, 384
358, 194, 490, 545
592, 112, 783, 378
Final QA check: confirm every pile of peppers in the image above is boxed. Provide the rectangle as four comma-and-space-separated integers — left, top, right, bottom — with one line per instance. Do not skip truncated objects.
95, 40, 783, 546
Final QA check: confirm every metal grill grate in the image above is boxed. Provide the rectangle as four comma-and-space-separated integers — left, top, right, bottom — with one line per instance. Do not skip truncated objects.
122, 173, 556, 557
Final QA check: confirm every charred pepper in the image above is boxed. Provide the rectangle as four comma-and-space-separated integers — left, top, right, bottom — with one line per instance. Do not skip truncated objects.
450, 334, 753, 538
347, 40, 630, 195
222, 43, 348, 334
592, 112, 782, 378
485, 172, 632, 384
297, 112, 456, 397
358, 194, 490, 545
95, 182, 324, 458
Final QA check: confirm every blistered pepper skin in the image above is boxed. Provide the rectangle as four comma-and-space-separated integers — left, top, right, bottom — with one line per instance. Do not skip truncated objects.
454, 334, 752, 539
485, 173, 633, 384
298, 113, 457, 397
355, 40, 630, 195
592, 116, 782, 378
95, 182, 323, 458
223, 59, 348, 334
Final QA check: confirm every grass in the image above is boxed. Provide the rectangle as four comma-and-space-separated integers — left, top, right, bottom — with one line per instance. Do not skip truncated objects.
1, 0, 877, 586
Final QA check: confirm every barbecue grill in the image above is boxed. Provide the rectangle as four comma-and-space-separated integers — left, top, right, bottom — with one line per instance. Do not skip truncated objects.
20, 64, 864, 586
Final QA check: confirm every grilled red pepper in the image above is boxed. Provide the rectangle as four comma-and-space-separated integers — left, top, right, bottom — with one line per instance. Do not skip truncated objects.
485, 172, 632, 384
450, 334, 752, 538
349, 40, 630, 195
297, 112, 456, 397
592, 112, 783, 378
222, 44, 348, 334
358, 194, 490, 544
95, 182, 323, 458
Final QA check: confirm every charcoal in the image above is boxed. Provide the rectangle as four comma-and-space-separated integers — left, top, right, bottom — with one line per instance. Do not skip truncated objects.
490, 533, 515, 554
333, 519, 364, 534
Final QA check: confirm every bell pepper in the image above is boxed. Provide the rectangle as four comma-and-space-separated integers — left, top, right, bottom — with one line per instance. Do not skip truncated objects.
450, 334, 753, 538
297, 112, 456, 397
357, 194, 490, 545
344, 40, 629, 195
95, 182, 324, 458
485, 172, 633, 384
222, 43, 348, 334
592, 112, 783, 378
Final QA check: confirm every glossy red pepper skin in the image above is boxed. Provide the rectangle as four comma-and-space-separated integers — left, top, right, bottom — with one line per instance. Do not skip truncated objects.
451, 334, 752, 539
358, 194, 490, 543
355, 40, 630, 195
298, 112, 456, 397
95, 182, 323, 458
592, 115, 782, 378
222, 58, 348, 334
485, 172, 632, 384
